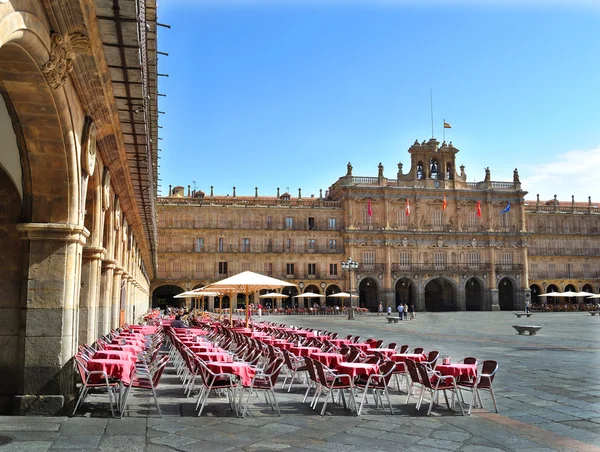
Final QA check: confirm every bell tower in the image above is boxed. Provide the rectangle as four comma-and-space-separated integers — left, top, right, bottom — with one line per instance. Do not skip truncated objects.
407, 138, 459, 181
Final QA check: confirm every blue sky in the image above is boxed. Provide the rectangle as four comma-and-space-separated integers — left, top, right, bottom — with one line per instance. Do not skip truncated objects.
157, 1, 600, 202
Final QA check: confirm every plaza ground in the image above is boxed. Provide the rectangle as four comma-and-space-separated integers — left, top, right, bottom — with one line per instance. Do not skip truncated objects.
0, 311, 599, 452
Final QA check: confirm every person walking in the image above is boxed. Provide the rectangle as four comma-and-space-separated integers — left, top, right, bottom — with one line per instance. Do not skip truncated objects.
387, 305, 392, 316
409, 304, 415, 320
525, 299, 531, 313
397, 303, 404, 319
403, 303, 409, 320
378, 303, 383, 316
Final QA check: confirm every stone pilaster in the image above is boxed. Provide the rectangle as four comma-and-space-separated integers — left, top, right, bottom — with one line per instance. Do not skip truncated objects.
14, 222, 88, 415
78, 246, 105, 345
111, 267, 124, 329
98, 259, 116, 336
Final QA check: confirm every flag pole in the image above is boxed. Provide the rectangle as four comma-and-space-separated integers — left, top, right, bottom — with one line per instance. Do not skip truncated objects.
430, 88, 434, 138
443, 118, 445, 142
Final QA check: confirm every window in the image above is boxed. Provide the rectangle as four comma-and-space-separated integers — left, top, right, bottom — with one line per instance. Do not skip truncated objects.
329, 263, 338, 276
362, 208, 371, 225
308, 263, 317, 277
286, 263, 295, 276
218, 237, 224, 253
241, 216, 249, 229
264, 262, 273, 276
218, 261, 228, 275
434, 252, 446, 269
467, 252, 480, 268
328, 218, 337, 229
432, 210, 443, 228
241, 262, 250, 272
157, 261, 167, 277
363, 252, 375, 264
467, 211, 478, 229
500, 212, 511, 230
241, 238, 250, 253
529, 262, 538, 277
399, 252, 411, 268
266, 216, 272, 229
329, 239, 337, 251
172, 260, 182, 275
286, 238, 291, 252
195, 261, 204, 277
267, 238, 273, 252
398, 210, 408, 227
218, 216, 228, 228
195, 237, 204, 252
308, 239, 316, 252
308, 217, 315, 230
547, 263, 556, 278
583, 263, 591, 277
285, 216, 293, 228
500, 253, 513, 267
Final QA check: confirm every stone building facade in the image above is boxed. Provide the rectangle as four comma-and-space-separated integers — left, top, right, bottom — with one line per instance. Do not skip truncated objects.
152, 139, 599, 312
0, 0, 159, 414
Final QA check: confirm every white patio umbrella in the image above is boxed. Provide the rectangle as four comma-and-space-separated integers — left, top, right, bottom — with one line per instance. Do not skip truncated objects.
328, 291, 359, 308
538, 292, 562, 297
259, 292, 288, 310
293, 292, 325, 309
575, 291, 594, 297
190, 289, 220, 313
586, 294, 600, 299
557, 291, 578, 297
203, 271, 296, 327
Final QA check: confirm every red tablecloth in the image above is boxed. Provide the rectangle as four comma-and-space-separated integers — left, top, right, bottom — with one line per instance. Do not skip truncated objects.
196, 352, 233, 363
311, 352, 345, 369
175, 328, 208, 336
294, 331, 316, 337
129, 325, 158, 334
118, 332, 144, 339
111, 338, 145, 348
206, 362, 256, 386
289, 346, 321, 357
93, 350, 136, 362
87, 358, 134, 384
390, 353, 427, 363
187, 345, 217, 353
336, 363, 380, 379
366, 348, 397, 358
349, 343, 372, 351
104, 344, 142, 354
436, 364, 478, 379
328, 339, 352, 346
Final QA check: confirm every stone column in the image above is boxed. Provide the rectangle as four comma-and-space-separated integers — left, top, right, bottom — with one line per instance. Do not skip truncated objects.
383, 243, 392, 309
489, 247, 500, 311
78, 246, 105, 345
98, 259, 116, 336
207, 296, 215, 312
14, 223, 88, 415
111, 267, 124, 329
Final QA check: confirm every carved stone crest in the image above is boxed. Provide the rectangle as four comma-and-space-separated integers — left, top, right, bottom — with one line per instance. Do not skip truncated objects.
401, 237, 408, 247
115, 198, 121, 230
81, 117, 97, 176
42, 32, 91, 89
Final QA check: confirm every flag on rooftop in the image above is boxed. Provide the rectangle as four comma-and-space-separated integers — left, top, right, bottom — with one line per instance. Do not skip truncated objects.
501, 202, 511, 213
443, 122, 452, 129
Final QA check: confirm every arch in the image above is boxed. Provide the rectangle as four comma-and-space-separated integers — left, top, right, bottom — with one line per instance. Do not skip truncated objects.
358, 277, 378, 311
282, 286, 298, 309
430, 158, 440, 179
0, 14, 81, 224
465, 277, 484, 311
424, 277, 457, 311
304, 285, 321, 294
582, 284, 594, 302
446, 163, 453, 180
394, 277, 414, 307
325, 284, 341, 307
498, 277, 515, 310
152, 284, 185, 309
530, 284, 541, 304
416, 161, 425, 180
545, 284, 559, 304
564, 284, 577, 304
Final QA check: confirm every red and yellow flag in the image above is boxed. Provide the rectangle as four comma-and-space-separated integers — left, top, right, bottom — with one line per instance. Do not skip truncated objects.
476, 201, 482, 217
442, 194, 447, 211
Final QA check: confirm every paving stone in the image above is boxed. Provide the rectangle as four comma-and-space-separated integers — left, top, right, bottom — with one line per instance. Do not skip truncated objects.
49, 435, 102, 450
98, 435, 145, 451
0, 441, 53, 452
148, 433, 197, 448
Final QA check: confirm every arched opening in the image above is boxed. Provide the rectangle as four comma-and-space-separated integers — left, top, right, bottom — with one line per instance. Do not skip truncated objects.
282, 286, 298, 309
545, 284, 559, 305
152, 285, 185, 310
394, 278, 414, 307
325, 284, 341, 307
564, 284, 577, 304
465, 278, 484, 311
430, 158, 439, 179
446, 163, 453, 180
0, 164, 23, 415
416, 161, 425, 180
498, 278, 515, 310
530, 284, 541, 305
582, 284, 594, 303
358, 278, 378, 311
425, 278, 457, 311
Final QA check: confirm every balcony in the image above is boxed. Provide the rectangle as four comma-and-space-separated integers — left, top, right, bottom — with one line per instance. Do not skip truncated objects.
161, 218, 344, 231
357, 263, 385, 273
391, 263, 493, 274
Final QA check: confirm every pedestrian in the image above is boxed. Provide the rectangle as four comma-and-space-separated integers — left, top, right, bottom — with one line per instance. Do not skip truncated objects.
378, 303, 383, 316
397, 303, 404, 319
387, 306, 392, 316
525, 299, 530, 313
403, 303, 409, 320
409, 304, 415, 320
258, 303, 262, 318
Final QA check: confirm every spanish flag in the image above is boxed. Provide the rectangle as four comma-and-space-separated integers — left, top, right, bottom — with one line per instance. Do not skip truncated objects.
442, 194, 447, 211
443, 122, 452, 129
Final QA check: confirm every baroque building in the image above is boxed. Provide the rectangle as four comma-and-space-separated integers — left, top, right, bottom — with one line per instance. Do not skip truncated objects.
0, 0, 159, 414
153, 139, 598, 312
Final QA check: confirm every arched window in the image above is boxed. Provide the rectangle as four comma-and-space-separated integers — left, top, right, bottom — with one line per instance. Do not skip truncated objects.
416, 161, 424, 179
446, 163, 453, 180
430, 158, 439, 179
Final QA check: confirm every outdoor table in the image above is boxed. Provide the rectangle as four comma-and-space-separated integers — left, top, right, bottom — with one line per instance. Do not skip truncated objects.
117, 332, 144, 339
294, 331, 316, 337
289, 346, 321, 357
314, 335, 330, 341
275, 341, 294, 350
196, 352, 233, 363
366, 348, 397, 358
87, 358, 134, 385
92, 350, 136, 362
335, 363, 380, 386
436, 364, 478, 379
175, 328, 208, 336
311, 352, 345, 369
229, 327, 252, 333
104, 344, 142, 354
111, 338, 145, 348
206, 361, 256, 387
129, 325, 158, 335
188, 345, 217, 353
349, 343, 372, 351
250, 332, 269, 339
390, 353, 427, 363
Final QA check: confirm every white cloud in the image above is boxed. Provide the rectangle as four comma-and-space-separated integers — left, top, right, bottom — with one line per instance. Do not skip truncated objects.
520, 147, 600, 202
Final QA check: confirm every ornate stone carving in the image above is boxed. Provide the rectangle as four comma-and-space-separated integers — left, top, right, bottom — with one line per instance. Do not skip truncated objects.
81, 117, 97, 176
42, 32, 91, 89
102, 168, 111, 210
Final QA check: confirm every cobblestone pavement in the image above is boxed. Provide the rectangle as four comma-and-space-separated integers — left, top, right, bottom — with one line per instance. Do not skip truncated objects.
1, 311, 599, 452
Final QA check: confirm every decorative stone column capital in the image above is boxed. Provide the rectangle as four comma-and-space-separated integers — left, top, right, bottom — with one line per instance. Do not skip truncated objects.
114, 266, 125, 276
17, 222, 89, 245
102, 258, 118, 270
42, 32, 91, 89
83, 246, 106, 261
